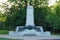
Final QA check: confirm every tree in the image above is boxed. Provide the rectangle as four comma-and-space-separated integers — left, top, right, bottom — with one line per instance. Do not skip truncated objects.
0, 13, 7, 30
45, 0, 60, 33
0, 0, 50, 30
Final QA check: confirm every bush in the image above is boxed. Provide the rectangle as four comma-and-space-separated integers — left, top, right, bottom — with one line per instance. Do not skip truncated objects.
0, 30, 9, 34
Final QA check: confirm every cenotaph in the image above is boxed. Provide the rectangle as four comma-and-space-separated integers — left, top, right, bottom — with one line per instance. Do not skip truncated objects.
9, 6, 51, 36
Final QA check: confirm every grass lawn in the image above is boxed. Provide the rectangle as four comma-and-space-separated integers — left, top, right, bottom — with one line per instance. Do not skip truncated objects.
52, 33, 60, 36
0, 38, 23, 40
0, 30, 9, 34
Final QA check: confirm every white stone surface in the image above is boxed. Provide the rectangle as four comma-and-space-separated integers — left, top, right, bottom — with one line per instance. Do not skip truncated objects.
26, 6, 34, 26
9, 29, 51, 36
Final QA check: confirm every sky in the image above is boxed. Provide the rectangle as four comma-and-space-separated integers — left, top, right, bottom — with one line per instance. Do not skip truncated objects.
48, 0, 56, 6
0, 0, 7, 3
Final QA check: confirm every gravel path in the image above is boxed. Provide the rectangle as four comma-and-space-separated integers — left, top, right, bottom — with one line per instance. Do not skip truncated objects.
0, 35, 60, 40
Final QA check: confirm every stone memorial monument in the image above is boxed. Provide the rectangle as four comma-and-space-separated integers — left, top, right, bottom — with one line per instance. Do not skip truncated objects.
9, 6, 51, 36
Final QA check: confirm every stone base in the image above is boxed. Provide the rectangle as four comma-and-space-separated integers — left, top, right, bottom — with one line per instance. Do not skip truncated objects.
9, 29, 51, 36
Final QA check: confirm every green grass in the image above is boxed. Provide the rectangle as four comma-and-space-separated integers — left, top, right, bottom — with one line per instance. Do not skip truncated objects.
0, 38, 23, 40
0, 30, 9, 34
52, 33, 60, 36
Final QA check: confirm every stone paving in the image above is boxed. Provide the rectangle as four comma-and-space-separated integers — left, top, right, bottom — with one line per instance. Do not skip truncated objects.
0, 35, 60, 40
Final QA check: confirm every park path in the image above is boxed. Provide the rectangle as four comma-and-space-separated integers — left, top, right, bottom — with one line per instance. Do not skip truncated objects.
0, 35, 60, 40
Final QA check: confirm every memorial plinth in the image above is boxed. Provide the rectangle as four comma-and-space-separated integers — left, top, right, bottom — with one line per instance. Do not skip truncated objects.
9, 6, 51, 36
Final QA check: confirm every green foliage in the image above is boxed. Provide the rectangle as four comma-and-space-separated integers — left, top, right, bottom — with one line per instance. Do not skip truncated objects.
34, 7, 51, 31
0, 13, 7, 30
45, 2, 60, 33
0, 13, 7, 22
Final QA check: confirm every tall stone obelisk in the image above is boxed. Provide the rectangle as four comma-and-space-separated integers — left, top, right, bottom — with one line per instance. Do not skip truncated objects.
25, 6, 35, 26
